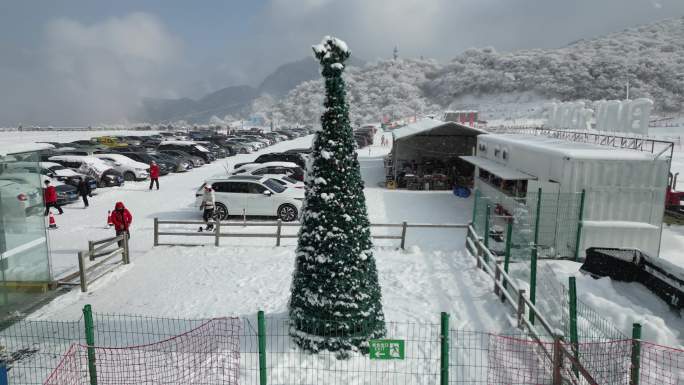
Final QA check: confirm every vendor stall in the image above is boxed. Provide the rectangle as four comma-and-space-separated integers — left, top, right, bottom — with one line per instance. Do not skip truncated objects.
386, 118, 486, 190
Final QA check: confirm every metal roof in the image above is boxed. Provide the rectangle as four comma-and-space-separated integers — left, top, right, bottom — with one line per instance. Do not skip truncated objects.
392, 118, 486, 141
460, 156, 537, 180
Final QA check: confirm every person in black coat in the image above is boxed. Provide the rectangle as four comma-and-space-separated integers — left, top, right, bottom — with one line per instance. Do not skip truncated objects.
77, 179, 92, 208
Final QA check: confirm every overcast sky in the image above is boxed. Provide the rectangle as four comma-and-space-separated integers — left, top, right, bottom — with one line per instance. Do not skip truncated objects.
0, 0, 682, 126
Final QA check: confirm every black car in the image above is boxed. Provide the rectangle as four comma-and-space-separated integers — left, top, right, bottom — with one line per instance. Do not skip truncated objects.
157, 143, 214, 163
209, 139, 238, 156
148, 152, 192, 172
234, 152, 306, 169
158, 150, 204, 168
273, 130, 298, 140
55, 184, 80, 205
118, 152, 171, 175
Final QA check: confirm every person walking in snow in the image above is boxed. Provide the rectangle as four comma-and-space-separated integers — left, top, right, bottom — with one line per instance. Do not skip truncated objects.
199, 184, 216, 231
109, 202, 132, 246
149, 161, 160, 190
77, 178, 92, 208
43, 179, 63, 216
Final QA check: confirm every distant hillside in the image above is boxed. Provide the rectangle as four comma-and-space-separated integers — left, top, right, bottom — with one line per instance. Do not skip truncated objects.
258, 56, 364, 97
267, 17, 684, 125
138, 56, 364, 123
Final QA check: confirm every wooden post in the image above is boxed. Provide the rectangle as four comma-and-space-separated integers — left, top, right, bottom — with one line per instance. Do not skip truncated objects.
552, 336, 563, 385
400, 221, 408, 250
78, 251, 88, 292
517, 289, 526, 329
153, 218, 159, 247
215, 220, 221, 247
502, 219, 513, 299
122, 233, 130, 264
494, 261, 502, 296
88, 241, 95, 261
276, 219, 282, 247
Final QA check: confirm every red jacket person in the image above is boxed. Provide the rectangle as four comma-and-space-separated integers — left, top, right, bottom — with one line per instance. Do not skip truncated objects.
43, 179, 64, 216
109, 201, 133, 245
149, 161, 160, 190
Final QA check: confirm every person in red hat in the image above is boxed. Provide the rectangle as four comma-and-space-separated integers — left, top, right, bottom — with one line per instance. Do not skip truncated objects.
149, 161, 160, 190
43, 179, 64, 216
109, 202, 132, 246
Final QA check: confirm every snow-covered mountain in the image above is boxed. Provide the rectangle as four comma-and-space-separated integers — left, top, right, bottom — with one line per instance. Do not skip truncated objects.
268, 17, 684, 125
139, 17, 684, 125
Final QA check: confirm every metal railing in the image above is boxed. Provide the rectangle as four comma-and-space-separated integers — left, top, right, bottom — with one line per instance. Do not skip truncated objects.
465, 224, 601, 384
488, 126, 675, 158
153, 218, 468, 249
58, 234, 130, 292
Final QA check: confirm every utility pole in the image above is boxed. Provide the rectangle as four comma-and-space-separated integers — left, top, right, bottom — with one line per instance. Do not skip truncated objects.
626, 80, 630, 100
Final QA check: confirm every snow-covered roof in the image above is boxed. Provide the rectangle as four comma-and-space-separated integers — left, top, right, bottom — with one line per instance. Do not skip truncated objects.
392, 118, 486, 141
48, 155, 112, 173
480, 134, 663, 161
94, 154, 149, 168
0, 143, 53, 157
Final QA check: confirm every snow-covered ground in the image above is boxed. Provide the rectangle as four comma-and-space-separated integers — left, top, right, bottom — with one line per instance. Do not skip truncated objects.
21, 131, 512, 340
1, 128, 681, 350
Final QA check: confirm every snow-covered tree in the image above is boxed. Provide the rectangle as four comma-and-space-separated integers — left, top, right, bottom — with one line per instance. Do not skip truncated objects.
289, 36, 385, 354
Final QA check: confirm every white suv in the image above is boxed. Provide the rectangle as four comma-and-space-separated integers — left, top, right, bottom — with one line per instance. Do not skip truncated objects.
196, 175, 304, 221
94, 154, 150, 181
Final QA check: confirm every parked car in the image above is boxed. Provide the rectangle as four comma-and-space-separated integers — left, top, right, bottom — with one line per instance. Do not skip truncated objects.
91, 136, 128, 148
231, 161, 305, 181
116, 152, 172, 175
148, 152, 192, 172
284, 148, 313, 155
207, 139, 238, 156
230, 137, 264, 151
274, 130, 298, 139
220, 140, 253, 154
48, 155, 125, 187
234, 152, 306, 169
157, 141, 215, 162
6, 161, 98, 192
269, 175, 305, 189
0, 177, 43, 215
93, 154, 150, 181
158, 150, 205, 168
195, 175, 304, 221
195, 141, 228, 159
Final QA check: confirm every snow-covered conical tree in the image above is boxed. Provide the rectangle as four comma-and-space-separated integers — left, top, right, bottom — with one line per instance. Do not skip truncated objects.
289, 36, 386, 354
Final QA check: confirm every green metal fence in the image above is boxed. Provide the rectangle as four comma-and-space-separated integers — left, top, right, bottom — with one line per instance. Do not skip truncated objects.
536, 264, 627, 342
472, 188, 584, 261
0, 307, 680, 385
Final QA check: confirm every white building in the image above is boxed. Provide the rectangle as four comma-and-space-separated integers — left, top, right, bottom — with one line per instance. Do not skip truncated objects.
461, 133, 670, 258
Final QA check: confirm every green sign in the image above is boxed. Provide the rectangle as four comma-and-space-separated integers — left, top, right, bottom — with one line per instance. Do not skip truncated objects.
369, 339, 405, 360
